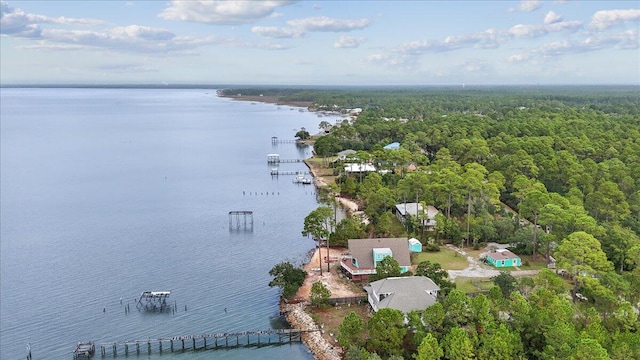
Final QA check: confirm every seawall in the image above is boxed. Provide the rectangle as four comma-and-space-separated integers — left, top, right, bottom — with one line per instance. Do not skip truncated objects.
281, 302, 342, 360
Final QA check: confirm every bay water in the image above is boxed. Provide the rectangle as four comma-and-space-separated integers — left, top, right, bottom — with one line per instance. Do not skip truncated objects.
0, 88, 338, 360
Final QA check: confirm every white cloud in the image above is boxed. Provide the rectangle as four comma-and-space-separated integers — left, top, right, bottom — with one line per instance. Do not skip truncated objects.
252, 15, 371, 39
16, 42, 86, 51
125, 2, 134, 7
0, 2, 104, 38
510, 0, 541, 12
286, 16, 370, 32
544, 11, 562, 25
589, 9, 640, 30
507, 54, 530, 62
251, 26, 304, 38
508, 20, 581, 38
159, 0, 296, 25
36, 26, 229, 54
334, 36, 366, 48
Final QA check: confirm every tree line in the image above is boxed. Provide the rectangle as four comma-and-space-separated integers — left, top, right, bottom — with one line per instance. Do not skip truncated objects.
255, 85, 640, 359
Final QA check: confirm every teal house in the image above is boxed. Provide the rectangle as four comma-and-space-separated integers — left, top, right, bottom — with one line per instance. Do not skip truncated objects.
486, 249, 521, 268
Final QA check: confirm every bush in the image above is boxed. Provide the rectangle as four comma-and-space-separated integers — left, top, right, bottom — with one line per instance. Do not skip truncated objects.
423, 243, 441, 252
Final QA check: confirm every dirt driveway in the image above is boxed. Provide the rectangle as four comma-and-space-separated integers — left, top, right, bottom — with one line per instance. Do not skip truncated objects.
296, 247, 364, 300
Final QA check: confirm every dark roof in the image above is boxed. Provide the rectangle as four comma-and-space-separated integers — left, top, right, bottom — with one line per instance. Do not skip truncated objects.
347, 238, 411, 269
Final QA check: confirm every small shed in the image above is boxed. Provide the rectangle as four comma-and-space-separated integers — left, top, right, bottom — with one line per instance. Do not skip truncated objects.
486, 249, 521, 268
408, 238, 422, 253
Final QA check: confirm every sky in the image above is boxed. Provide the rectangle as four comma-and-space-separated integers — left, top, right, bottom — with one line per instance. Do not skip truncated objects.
1, 0, 639, 85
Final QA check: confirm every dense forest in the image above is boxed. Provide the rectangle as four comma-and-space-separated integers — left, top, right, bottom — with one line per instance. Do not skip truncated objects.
227, 86, 640, 360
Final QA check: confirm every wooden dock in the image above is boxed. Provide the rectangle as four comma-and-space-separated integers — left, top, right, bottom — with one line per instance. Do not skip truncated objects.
270, 169, 310, 176
73, 342, 95, 359
271, 136, 299, 144
95, 329, 317, 357
267, 154, 304, 164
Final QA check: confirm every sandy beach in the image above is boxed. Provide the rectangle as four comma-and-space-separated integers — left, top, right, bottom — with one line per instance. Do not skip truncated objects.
219, 92, 314, 109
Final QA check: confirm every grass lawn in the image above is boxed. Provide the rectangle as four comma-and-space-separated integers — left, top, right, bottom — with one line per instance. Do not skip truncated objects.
308, 302, 370, 347
412, 248, 470, 270
493, 255, 548, 272
454, 276, 494, 294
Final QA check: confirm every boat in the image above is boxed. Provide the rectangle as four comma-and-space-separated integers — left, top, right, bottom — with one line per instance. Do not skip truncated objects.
293, 173, 312, 185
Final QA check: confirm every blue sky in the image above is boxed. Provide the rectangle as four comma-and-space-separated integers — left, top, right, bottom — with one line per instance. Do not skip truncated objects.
1, 0, 638, 85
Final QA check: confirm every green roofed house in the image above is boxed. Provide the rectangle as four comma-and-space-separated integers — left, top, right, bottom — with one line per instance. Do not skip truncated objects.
486, 249, 521, 268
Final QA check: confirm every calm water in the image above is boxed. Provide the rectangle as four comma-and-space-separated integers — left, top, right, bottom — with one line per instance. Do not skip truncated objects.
0, 88, 339, 360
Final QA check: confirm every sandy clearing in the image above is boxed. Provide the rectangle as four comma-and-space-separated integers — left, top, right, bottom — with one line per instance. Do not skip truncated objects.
296, 247, 364, 300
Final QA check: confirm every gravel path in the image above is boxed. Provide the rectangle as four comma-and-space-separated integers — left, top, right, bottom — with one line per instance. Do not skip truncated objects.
445, 244, 540, 280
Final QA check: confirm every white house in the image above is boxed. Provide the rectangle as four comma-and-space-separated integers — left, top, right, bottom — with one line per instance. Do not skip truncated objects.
344, 163, 376, 174
395, 203, 439, 230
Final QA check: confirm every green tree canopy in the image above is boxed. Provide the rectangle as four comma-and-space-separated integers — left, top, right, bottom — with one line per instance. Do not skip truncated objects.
310, 281, 331, 308
415, 333, 443, 360
555, 231, 613, 279
338, 311, 365, 348
367, 308, 407, 357
268, 262, 306, 299
371, 256, 402, 281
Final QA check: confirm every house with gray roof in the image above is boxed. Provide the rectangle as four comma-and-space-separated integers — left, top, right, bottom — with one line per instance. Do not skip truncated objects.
336, 149, 357, 161
395, 202, 439, 230
364, 276, 440, 313
340, 238, 412, 282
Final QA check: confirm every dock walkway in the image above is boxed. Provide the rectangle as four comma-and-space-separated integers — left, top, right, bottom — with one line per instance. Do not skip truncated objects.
95, 329, 318, 357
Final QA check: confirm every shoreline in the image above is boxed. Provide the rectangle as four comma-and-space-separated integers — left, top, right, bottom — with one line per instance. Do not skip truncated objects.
217, 91, 314, 109
219, 89, 351, 360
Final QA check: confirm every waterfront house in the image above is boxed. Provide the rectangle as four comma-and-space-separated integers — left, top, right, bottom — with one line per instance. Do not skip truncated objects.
364, 276, 440, 313
486, 249, 521, 268
337, 149, 357, 161
341, 238, 412, 282
395, 203, 439, 231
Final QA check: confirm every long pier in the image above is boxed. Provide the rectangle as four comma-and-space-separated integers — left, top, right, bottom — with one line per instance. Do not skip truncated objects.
94, 329, 317, 357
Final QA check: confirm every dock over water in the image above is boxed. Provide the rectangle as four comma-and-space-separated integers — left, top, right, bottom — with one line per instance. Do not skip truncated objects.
93, 329, 318, 357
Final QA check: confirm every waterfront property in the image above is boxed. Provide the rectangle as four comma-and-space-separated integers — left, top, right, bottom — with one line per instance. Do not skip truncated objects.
340, 238, 412, 282
364, 276, 440, 313
486, 249, 521, 268
336, 149, 357, 161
